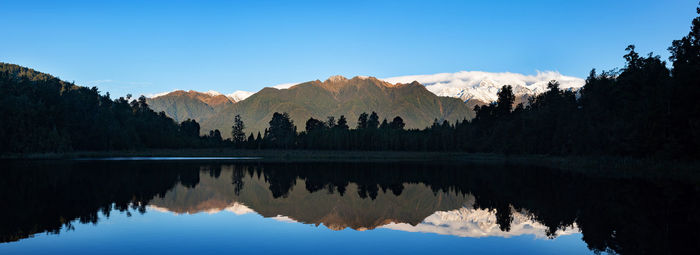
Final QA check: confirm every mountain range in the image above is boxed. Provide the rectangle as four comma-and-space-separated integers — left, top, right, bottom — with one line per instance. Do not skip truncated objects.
148, 75, 476, 137
148, 71, 583, 137
146, 90, 235, 124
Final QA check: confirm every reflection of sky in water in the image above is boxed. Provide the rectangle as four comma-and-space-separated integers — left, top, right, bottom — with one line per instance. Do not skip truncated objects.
6, 161, 653, 255
138, 167, 585, 251
0, 207, 593, 255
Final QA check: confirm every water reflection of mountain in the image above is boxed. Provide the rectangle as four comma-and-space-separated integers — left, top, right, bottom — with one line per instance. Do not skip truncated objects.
150, 167, 578, 237
382, 207, 579, 238
151, 166, 470, 231
1, 161, 698, 254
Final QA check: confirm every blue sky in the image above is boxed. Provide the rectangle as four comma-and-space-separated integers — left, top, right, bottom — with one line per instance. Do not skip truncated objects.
0, 0, 697, 97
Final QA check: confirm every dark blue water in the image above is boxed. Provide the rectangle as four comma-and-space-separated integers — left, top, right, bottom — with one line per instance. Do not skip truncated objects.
1, 160, 697, 254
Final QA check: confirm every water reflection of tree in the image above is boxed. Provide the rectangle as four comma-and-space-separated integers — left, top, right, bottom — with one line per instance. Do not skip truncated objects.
1, 161, 698, 254
0, 161, 201, 243
232, 162, 699, 254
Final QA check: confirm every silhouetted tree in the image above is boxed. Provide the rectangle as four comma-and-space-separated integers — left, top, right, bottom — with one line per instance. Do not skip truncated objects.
326, 116, 336, 128
208, 129, 222, 141
305, 118, 325, 132
379, 118, 389, 129
231, 114, 246, 146
246, 133, 255, 149
180, 119, 200, 138
357, 112, 369, 129
389, 116, 405, 130
368, 112, 380, 129
266, 112, 296, 149
496, 85, 515, 116
336, 115, 349, 130
668, 6, 700, 156
255, 132, 263, 149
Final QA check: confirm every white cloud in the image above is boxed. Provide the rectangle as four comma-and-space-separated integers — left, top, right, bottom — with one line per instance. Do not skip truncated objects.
260, 71, 584, 103
86, 79, 114, 85
382, 71, 585, 103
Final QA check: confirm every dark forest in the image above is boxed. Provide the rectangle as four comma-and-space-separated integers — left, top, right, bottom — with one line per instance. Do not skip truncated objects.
2, 7, 699, 159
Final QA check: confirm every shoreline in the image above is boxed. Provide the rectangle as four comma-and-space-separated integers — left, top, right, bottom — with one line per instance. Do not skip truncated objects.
3, 148, 699, 182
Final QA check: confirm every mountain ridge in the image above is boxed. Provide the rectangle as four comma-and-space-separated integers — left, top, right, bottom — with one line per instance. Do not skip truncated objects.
146, 90, 234, 124
384, 70, 585, 104
146, 71, 584, 137
148, 75, 475, 137
207, 75, 473, 137
148, 70, 583, 110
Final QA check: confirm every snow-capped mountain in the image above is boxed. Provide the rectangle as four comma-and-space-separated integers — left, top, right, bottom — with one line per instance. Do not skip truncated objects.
203, 90, 223, 97
148, 89, 252, 103
147, 90, 181, 98
226, 90, 254, 102
382, 71, 585, 104
148, 70, 585, 106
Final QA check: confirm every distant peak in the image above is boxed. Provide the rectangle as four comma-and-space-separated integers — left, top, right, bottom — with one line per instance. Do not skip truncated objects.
271, 82, 299, 90
148, 90, 181, 98
325, 75, 348, 83
382, 70, 585, 103
182, 90, 225, 97
204, 90, 223, 96
226, 90, 254, 102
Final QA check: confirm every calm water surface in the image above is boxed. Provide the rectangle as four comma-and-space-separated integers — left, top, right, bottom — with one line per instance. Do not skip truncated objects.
0, 160, 697, 254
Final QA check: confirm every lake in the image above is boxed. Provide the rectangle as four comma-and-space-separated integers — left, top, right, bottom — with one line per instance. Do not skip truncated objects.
0, 159, 697, 254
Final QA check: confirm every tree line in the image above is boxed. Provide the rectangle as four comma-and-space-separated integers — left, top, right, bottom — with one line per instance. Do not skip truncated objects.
2, 5, 699, 158
0, 64, 229, 154
229, 8, 700, 158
